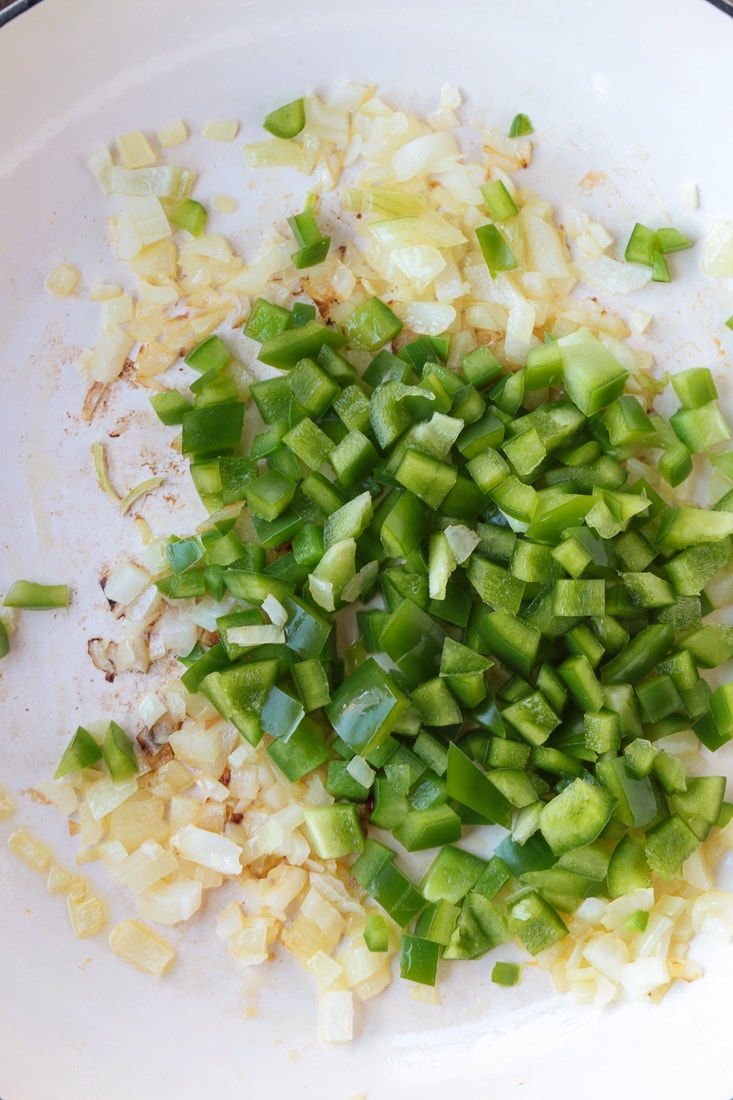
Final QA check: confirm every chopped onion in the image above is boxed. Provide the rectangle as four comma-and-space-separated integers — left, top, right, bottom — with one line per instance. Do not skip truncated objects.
318, 990, 354, 1043
701, 219, 733, 277
171, 824, 243, 875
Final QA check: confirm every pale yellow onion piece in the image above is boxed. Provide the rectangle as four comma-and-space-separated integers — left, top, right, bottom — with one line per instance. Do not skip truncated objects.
318, 990, 354, 1043
47, 862, 85, 895
128, 195, 172, 249
112, 632, 150, 674
67, 891, 107, 938
168, 722, 231, 775
32, 780, 78, 817
157, 119, 188, 147
101, 293, 134, 325
307, 950, 344, 990
409, 982, 440, 1005
107, 839, 178, 895
88, 327, 135, 383
388, 244, 447, 293
572, 255, 652, 294
340, 559, 379, 604
261, 593, 288, 628
444, 524, 480, 563
304, 95, 350, 147
7, 828, 53, 871
224, 624, 285, 648
504, 294, 536, 366
127, 239, 178, 279
44, 263, 80, 297
138, 879, 203, 925
229, 917, 271, 964
201, 120, 239, 141
109, 165, 186, 199
105, 560, 149, 606
337, 940, 387, 988
212, 193, 238, 213
254, 863, 308, 917
341, 188, 427, 217
301, 888, 346, 943
109, 918, 176, 975
701, 219, 733, 277
345, 755, 375, 789
483, 128, 533, 171
88, 147, 113, 192
171, 824, 243, 875
116, 130, 157, 169
216, 901, 246, 942
242, 139, 307, 170
85, 776, 139, 822
691, 891, 733, 941
681, 182, 700, 211
308, 574, 335, 613
391, 129, 460, 180
397, 300, 456, 335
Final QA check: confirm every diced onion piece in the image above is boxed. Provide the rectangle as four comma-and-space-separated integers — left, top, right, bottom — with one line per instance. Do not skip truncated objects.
137, 691, 167, 729
44, 263, 80, 297
7, 828, 53, 871
599, 888, 654, 931
224, 624, 285, 648
108, 839, 178, 894
67, 890, 107, 938
116, 130, 157, 169
307, 950, 344, 990
105, 560, 149, 607
318, 990, 354, 1043
391, 130, 461, 181
47, 862, 85, 896
504, 295, 536, 365
701, 219, 733, 277
619, 957, 670, 1000
138, 879, 203, 925
216, 901, 246, 941
582, 933, 629, 983
254, 863, 309, 917
169, 723, 230, 775
212, 193, 238, 213
201, 119, 240, 141
171, 824, 243, 875
262, 593, 288, 628
338, 940, 388, 988
397, 300, 456, 335
88, 147, 113, 192
85, 777, 139, 822
32, 780, 78, 817
88, 327, 135, 384
157, 119, 188, 147
444, 524, 479, 564
242, 139, 307, 170
681, 182, 699, 211
691, 891, 733, 942
628, 307, 653, 335
573, 255, 652, 294
108, 918, 176, 975
109, 165, 189, 199
157, 606, 198, 656
634, 913, 674, 959
346, 756, 375, 789
101, 294, 134, 325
